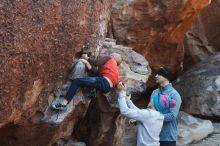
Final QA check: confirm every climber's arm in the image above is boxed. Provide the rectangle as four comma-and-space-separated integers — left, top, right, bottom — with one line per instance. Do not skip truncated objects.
89, 56, 111, 67
88, 56, 111, 74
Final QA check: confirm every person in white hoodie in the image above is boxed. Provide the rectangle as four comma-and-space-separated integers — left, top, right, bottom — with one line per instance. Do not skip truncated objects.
117, 82, 176, 146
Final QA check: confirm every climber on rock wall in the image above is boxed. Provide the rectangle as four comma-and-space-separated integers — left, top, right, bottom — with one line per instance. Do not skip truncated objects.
50, 53, 122, 112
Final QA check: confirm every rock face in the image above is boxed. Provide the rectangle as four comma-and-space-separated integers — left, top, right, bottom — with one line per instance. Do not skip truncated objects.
177, 111, 214, 145
0, 59, 91, 146
174, 53, 220, 119
188, 123, 220, 146
184, 0, 220, 70
73, 38, 151, 146
190, 0, 220, 51
110, 0, 210, 74
0, 0, 111, 146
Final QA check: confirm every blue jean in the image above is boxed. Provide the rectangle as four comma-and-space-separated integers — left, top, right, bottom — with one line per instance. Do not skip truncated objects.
64, 76, 111, 101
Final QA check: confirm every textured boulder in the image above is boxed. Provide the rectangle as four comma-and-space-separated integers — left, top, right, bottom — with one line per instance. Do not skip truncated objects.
188, 0, 220, 51
0, 0, 111, 145
0, 60, 91, 146
184, 0, 220, 70
188, 123, 220, 146
177, 111, 214, 145
174, 53, 220, 119
110, 0, 210, 75
73, 38, 150, 146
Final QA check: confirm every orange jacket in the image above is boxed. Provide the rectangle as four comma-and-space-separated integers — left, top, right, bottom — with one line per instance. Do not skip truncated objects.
99, 58, 119, 86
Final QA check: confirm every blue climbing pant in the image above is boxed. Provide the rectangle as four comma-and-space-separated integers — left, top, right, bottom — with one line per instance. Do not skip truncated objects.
65, 76, 111, 101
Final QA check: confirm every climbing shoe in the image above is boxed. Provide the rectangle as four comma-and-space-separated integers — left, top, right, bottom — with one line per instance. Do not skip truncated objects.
50, 102, 68, 112
87, 89, 97, 99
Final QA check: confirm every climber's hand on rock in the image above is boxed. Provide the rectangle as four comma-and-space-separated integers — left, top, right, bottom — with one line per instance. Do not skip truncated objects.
79, 59, 92, 70
117, 81, 126, 92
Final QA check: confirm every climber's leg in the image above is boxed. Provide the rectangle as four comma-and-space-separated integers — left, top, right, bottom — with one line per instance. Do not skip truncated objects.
65, 76, 111, 101
50, 76, 111, 111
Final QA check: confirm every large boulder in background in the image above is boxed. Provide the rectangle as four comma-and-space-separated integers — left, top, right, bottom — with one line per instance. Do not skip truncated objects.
188, 0, 220, 52
174, 53, 220, 119
0, 0, 111, 145
110, 0, 210, 76
177, 111, 213, 145
184, 0, 220, 70
188, 123, 220, 146
73, 38, 151, 146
